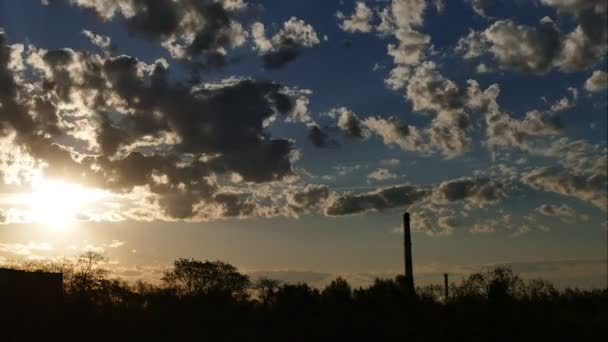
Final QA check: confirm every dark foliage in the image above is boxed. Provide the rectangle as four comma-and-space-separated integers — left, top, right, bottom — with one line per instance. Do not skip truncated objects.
1, 254, 606, 342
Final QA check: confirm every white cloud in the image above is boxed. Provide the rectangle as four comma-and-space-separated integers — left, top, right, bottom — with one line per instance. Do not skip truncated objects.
82, 29, 111, 50
105, 240, 125, 248
585, 70, 608, 92
367, 168, 398, 181
0, 242, 53, 256
338, 2, 374, 33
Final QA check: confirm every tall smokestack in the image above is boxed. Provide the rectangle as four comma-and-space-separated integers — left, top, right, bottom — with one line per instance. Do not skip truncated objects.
403, 211, 415, 295
444, 273, 449, 300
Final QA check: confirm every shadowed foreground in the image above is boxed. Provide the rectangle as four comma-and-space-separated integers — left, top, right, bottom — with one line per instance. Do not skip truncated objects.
1, 253, 606, 342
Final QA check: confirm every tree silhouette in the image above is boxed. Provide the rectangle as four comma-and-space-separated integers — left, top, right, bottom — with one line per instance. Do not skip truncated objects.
3, 258, 606, 341
454, 266, 524, 301
161, 258, 250, 298
254, 277, 281, 308
322, 277, 352, 305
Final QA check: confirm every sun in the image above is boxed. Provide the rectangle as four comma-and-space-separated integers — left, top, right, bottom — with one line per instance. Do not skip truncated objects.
29, 177, 107, 230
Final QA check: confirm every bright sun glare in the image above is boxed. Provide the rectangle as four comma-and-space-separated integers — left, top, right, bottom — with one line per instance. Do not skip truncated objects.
29, 177, 107, 230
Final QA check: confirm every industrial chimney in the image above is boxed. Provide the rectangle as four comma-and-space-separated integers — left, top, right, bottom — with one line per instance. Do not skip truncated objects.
444, 273, 449, 300
403, 211, 415, 295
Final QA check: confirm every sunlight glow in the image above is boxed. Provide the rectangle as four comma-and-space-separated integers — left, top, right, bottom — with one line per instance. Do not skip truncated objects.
29, 177, 108, 230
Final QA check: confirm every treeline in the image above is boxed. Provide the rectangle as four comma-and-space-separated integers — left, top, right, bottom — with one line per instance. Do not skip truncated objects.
4, 252, 608, 341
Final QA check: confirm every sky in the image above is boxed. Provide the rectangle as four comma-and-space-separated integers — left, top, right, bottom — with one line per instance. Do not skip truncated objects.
0, 0, 606, 289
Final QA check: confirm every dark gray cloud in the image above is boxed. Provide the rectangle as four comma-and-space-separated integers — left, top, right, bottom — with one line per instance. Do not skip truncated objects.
458, 1, 607, 74
325, 185, 429, 216
45, 0, 248, 65
483, 19, 562, 73
323, 175, 513, 217
432, 177, 510, 207
522, 167, 607, 211
285, 184, 333, 215
0, 32, 67, 174
0, 31, 305, 220
307, 125, 339, 148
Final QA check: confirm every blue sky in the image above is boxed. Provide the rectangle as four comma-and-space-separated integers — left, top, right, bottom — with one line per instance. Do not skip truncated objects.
0, 0, 606, 289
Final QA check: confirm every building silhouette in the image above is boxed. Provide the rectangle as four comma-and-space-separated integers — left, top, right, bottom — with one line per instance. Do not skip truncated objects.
0, 268, 63, 341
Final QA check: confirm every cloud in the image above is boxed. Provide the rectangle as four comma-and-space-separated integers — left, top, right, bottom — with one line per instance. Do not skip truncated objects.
466, 214, 531, 236
337, 2, 374, 33
285, 184, 333, 215
535, 203, 585, 223
437, 215, 457, 230
353, 63, 484, 158
331, 107, 367, 139
434, 0, 446, 13
282, 86, 314, 124
469, 222, 497, 234
457, 1, 607, 74
105, 240, 125, 248
367, 117, 431, 153
549, 96, 576, 113
380, 159, 400, 167
541, 139, 607, 177
483, 18, 562, 73
432, 177, 510, 208
377, 0, 430, 66
336, 65, 567, 160
0, 242, 53, 256
393, 211, 454, 236
328, 164, 367, 179
82, 29, 111, 50
387, 28, 430, 66
405, 62, 473, 157
541, 0, 607, 71
367, 168, 398, 182
324, 184, 429, 216
522, 167, 607, 211
456, 29, 486, 60
307, 125, 339, 148
330, 108, 431, 154
252, 17, 320, 69
469, 0, 493, 17
585, 70, 608, 92
51, 0, 249, 65
475, 63, 492, 74
384, 0, 426, 30
467, 80, 563, 152
324, 174, 512, 217
0, 31, 309, 221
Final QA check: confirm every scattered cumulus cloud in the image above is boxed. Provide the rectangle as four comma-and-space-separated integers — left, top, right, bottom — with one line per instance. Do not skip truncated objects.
585, 70, 608, 92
